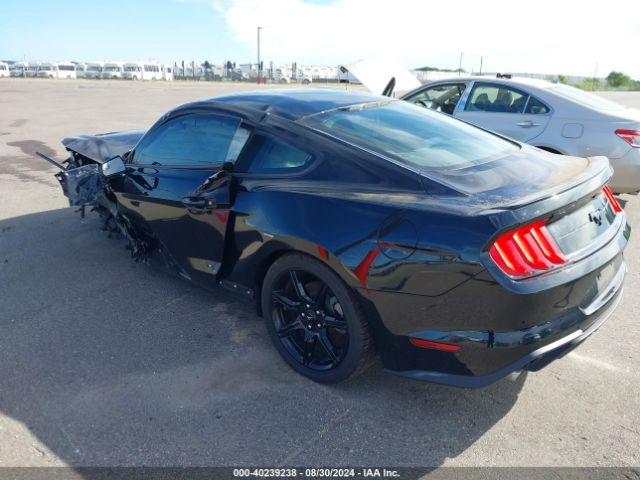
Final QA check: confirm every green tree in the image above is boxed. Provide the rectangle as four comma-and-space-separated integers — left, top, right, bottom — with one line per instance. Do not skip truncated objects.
606, 71, 631, 88
557, 75, 568, 84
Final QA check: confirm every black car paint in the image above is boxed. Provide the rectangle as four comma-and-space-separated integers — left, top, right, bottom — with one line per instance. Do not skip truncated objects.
59, 89, 629, 388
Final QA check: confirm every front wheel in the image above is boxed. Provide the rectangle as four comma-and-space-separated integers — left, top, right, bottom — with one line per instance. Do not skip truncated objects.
262, 253, 374, 383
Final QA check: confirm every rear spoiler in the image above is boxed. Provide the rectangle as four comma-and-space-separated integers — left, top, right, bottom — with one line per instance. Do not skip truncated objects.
492, 155, 613, 229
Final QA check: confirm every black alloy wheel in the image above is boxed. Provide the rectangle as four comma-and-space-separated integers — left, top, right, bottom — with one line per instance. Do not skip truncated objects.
262, 253, 373, 383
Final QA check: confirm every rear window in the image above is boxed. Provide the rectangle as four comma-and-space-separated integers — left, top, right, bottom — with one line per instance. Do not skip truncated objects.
301, 100, 518, 170
550, 84, 624, 111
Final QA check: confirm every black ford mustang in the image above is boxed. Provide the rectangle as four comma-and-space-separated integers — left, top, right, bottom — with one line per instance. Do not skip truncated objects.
42, 89, 630, 387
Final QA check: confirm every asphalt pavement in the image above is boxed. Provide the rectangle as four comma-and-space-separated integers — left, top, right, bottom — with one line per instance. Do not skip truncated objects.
0, 79, 638, 468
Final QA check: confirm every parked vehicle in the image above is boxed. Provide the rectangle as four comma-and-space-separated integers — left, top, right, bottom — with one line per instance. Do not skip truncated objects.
36, 62, 58, 78
24, 63, 40, 77
10, 62, 27, 77
123, 62, 142, 80
40, 89, 628, 386
0, 62, 9, 78
162, 65, 173, 81
84, 62, 104, 79
57, 62, 77, 79
101, 62, 124, 79
398, 76, 640, 194
75, 63, 87, 79
142, 63, 162, 80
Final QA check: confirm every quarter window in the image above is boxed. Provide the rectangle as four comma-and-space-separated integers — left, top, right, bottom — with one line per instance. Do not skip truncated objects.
244, 136, 313, 173
133, 114, 249, 166
465, 84, 528, 113
525, 96, 550, 114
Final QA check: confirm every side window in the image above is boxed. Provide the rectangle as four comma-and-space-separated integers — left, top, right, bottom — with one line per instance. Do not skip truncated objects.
244, 135, 313, 174
133, 114, 248, 166
465, 83, 528, 113
525, 96, 550, 115
406, 83, 466, 115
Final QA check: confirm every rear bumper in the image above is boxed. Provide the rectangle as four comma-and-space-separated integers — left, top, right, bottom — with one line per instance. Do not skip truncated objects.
610, 147, 640, 194
387, 278, 623, 388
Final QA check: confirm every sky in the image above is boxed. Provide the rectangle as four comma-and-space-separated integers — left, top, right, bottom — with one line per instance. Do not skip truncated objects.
2, 0, 639, 79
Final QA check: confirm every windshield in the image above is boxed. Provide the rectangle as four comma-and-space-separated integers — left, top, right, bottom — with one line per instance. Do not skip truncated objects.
301, 100, 518, 170
104, 66, 121, 71
87, 66, 102, 72
124, 66, 140, 72
550, 84, 625, 111
27, 66, 38, 71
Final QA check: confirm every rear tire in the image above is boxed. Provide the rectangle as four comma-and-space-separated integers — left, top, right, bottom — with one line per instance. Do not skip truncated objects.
261, 253, 374, 383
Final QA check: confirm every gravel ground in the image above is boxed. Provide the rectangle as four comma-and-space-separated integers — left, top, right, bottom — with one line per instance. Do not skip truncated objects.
0, 79, 638, 468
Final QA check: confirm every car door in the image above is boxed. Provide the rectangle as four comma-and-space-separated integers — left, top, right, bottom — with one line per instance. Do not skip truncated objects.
402, 82, 469, 116
115, 112, 251, 287
455, 82, 551, 142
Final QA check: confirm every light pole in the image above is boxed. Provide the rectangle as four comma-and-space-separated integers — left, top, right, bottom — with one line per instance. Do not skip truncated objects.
257, 26, 262, 84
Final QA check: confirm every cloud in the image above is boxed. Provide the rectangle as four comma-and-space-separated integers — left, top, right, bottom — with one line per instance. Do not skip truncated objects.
212, 0, 640, 78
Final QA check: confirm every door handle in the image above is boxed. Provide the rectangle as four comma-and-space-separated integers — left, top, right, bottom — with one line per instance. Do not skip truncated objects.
181, 196, 216, 212
516, 121, 541, 128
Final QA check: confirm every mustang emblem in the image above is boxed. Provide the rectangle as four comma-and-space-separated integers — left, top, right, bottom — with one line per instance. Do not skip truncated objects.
589, 210, 603, 226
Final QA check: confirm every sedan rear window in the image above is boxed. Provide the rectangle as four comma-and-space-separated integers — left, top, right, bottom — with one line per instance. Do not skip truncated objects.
550, 84, 624, 111
301, 100, 518, 170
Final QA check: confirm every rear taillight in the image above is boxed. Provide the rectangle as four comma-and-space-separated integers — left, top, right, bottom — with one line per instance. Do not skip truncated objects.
489, 220, 566, 277
603, 186, 623, 213
615, 129, 640, 147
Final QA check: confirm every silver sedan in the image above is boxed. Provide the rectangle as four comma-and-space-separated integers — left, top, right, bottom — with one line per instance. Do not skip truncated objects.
401, 76, 640, 194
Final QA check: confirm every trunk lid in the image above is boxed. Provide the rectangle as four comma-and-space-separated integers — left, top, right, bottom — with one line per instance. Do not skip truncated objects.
339, 57, 421, 97
422, 145, 610, 209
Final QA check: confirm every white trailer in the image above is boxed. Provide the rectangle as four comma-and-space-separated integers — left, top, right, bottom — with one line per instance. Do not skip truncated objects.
0, 62, 9, 78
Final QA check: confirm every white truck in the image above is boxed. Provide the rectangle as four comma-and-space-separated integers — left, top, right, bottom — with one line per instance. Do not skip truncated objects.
84, 62, 104, 79
25, 63, 40, 78
37, 62, 58, 78
9, 62, 27, 77
0, 62, 9, 78
76, 63, 87, 79
101, 62, 124, 79
123, 62, 142, 80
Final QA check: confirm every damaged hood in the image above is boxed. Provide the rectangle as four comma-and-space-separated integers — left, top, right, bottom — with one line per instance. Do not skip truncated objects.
340, 57, 421, 97
62, 130, 146, 163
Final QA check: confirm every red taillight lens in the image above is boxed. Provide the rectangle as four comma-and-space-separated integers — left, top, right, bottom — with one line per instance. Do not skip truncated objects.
603, 186, 623, 213
409, 338, 461, 352
615, 129, 640, 147
489, 220, 566, 277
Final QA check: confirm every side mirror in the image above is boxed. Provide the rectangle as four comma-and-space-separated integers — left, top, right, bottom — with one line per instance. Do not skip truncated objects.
101, 156, 126, 177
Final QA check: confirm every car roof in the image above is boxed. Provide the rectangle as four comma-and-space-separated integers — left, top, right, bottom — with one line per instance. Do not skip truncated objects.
211, 88, 385, 121
427, 75, 555, 90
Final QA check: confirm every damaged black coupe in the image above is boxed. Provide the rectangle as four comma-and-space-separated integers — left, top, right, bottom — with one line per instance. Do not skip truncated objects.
41, 89, 630, 386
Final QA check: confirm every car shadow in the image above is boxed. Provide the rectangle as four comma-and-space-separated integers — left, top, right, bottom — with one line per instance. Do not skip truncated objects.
0, 208, 526, 470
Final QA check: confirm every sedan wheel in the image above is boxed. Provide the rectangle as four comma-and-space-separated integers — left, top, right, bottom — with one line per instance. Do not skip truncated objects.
262, 253, 373, 383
